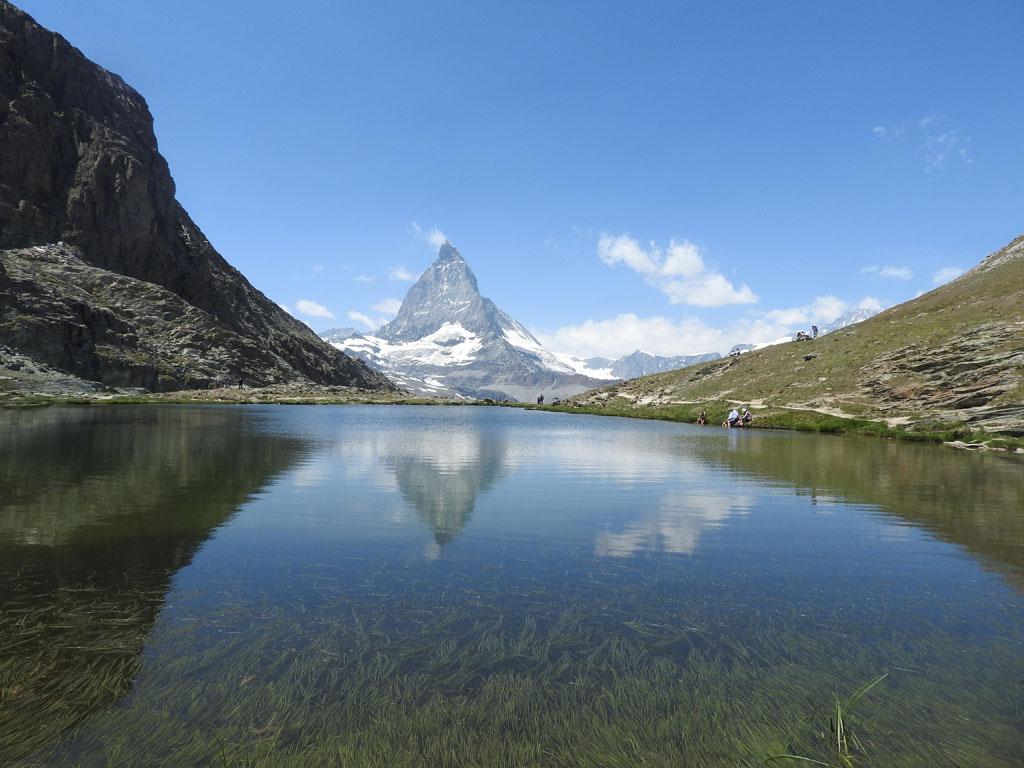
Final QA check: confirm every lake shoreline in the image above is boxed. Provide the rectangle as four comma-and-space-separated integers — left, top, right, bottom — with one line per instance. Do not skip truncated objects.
3, 385, 1023, 453
520, 401, 1024, 453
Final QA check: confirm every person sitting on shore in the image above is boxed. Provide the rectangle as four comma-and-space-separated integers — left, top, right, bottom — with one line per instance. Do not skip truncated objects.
725, 408, 740, 427
741, 407, 752, 426
697, 410, 708, 425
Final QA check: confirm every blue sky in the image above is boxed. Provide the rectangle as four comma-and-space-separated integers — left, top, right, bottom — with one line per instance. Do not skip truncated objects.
19, 0, 1024, 356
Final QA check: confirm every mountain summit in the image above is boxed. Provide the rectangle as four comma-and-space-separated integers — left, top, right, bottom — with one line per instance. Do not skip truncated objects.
378, 242, 519, 344
331, 243, 616, 400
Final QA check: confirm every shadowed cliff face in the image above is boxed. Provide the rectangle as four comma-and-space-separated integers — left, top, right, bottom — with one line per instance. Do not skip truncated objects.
0, 406, 307, 762
0, 2, 392, 391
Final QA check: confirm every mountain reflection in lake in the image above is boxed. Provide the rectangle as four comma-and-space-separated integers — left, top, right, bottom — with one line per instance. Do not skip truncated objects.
387, 419, 508, 550
1, 405, 1022, 767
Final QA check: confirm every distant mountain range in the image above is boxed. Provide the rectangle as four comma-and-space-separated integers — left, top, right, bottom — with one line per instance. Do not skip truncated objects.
584, 350, 721, 379
325, 244, 619, 400
325, 243, 733, 400
323, 243, 890, 401
821, 308, 878, 334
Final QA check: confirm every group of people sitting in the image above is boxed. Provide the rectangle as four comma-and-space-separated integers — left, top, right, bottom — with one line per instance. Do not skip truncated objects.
795, 325, 819, 342
695, 407, 753, 428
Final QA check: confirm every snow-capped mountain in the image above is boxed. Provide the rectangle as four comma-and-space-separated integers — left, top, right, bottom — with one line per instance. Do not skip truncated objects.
327, 243, 616, 400
590, 350, 721, 379
820, 308, 879, 334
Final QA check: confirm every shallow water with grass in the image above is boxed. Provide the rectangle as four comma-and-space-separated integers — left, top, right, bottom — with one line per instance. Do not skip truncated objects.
1, 405, 1022, 767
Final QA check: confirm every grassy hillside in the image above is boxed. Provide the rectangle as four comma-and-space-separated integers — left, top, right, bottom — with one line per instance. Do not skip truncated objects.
562, 235, 1024, 444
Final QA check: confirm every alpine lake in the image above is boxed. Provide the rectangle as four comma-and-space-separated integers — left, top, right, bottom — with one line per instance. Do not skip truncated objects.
1, 405, 1022, 767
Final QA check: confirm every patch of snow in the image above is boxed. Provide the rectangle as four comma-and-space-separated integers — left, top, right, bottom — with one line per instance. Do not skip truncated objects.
546, 350, 617, 379
502, 327, 617, 380
753, 336, 792, 350
333, 323, 482, 369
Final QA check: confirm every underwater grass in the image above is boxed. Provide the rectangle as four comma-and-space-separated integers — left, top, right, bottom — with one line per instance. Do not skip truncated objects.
4, 557, 1023, 768
767, 673, 889, 768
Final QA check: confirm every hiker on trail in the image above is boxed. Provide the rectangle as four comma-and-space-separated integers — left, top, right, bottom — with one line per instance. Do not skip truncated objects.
697, 410, 708, 425
812, 325, 818, 338
741, 407, 752, 426
725, 408, 740, 428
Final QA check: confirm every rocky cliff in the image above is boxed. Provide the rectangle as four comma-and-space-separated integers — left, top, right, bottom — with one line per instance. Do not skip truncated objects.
0, 1, 391, 392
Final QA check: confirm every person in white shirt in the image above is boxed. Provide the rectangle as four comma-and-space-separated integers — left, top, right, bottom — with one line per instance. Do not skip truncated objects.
725, 408, 740, 427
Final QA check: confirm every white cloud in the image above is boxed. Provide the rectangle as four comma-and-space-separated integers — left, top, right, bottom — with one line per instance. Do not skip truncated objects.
761, 306, 808, 326
411, 222, 449, 248
347, 310, 382, 330
879, 266, 912, 279
872, 121, 908, 141
388, 265, 418, 282
353, 274, 376, 284
596, 491, 752, 558
932, 266, 965, 285
597, 234, 757, 307
371, 298, 403, 315
295, 299, 335, 319
763, 295, 851, 328
861, 264, 913, 280
540, 293, 887, 360
808, 295, 848, 322
872, 114, 972, 171
664, 272, 758, 307
312, 264, 325, 274
539, 314, 728, 359
924, 130, 971, 171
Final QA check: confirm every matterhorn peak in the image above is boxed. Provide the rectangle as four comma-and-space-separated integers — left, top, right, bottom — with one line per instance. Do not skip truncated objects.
436, 241, 463, 263
333, 242, 625, 400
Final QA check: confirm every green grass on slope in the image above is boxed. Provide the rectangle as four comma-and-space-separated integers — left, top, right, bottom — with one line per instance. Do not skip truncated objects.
567, 236, 1024, 442
531, 401, 1018, 446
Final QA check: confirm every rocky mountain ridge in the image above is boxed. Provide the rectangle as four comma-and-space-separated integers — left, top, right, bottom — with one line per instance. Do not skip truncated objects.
330, 243, 617, 400
0, 1, 390, 394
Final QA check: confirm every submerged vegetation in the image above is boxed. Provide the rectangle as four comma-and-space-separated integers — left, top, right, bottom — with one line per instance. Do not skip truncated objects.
4, 567, 1022, 768
768, 674, 889, 768
2, 406, 1023, 766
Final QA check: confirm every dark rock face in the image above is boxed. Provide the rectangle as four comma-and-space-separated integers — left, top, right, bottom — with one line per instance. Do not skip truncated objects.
0, 2, 392, 392
379, 244, 486, 342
